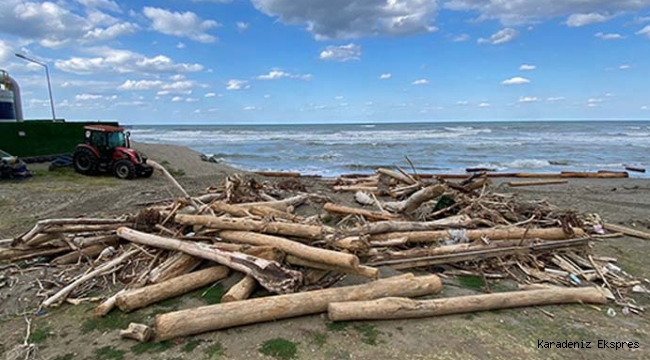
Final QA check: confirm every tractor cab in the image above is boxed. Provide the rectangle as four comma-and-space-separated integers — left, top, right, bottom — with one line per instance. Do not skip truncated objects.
73, 125, 153, 179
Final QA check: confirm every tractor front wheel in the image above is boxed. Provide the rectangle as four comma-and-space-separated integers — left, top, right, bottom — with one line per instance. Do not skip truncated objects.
113, 160, 136, 180
73, 147, 98, 175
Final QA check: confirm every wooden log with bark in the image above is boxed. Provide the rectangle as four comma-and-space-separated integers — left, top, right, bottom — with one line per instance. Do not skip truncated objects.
327, 287, 609, 321
219, 230, 359, 269
175, 214, 328, 240
222, 276, 258, 303
117, 227, 302, 294
116, 266, 230, 312
154, 273, 442, 340
120, 323, 153, 342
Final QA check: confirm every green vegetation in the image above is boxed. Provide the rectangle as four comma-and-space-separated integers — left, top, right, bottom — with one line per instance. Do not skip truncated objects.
130, 340, 173, 354
81, 310, 143, 332
259, 338, 298, 360
326, 321, 349, 332
182, 339, 202, 353
354, 324, 379, 345
159, 160, 186, 177
457, 275, 485, 290
310, 332, 328, 347
203, 342, 225, 359
192, 284, 225, 305
93, 346, 125, 360
29, 325, 52, 344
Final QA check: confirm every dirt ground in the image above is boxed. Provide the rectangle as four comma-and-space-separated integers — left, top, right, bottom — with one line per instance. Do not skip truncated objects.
1, 143, 649, 360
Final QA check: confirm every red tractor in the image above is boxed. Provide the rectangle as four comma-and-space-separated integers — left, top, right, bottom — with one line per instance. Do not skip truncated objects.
73, 125, 153, 179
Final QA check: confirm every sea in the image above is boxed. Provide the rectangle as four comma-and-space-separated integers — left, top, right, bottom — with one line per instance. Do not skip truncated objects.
129, 121, 650, 178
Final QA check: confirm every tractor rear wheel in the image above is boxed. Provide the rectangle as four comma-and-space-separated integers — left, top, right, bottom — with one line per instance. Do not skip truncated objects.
73, 147, 98, 175
113, 160, 136, 180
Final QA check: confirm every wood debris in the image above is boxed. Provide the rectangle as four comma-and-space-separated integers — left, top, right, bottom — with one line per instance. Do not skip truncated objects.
0, 167, 644, 342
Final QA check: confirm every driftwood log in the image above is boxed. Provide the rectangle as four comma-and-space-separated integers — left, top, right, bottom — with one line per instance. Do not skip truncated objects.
117, 227, 302, 294
508, 180, 568, 187
327, 287, 609, 321
175, 214, 327, 240
120, 323, 153, 343
148, 252, 202, 284
323, 203, 399, 221
116, 266, 230, 312
219, 230, 359, 269
222, 276, 257, 303
285, 255, 378, 279
154, 273, 442, 340
367, 227, 585, 244
603, 223, 650, 241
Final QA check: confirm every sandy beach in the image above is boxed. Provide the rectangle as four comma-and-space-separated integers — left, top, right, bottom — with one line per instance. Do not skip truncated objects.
1, 142, 649, 360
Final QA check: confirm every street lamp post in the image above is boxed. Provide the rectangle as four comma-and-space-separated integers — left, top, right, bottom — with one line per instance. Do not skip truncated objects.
15, 53, 57, 121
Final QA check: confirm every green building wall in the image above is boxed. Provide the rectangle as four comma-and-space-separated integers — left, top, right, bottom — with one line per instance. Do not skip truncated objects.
0, 120, 119, 158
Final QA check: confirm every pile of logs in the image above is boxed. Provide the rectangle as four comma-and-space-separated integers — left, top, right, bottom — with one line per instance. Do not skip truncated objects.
1, 169, 645, 343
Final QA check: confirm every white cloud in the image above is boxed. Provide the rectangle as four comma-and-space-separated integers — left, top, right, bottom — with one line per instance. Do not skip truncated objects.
56, 47, 203, 74
619, 64, 631, 70
143, 7, 220, 43
379, 73, 392, 80
587, 103, 598, 108
171, 96, 183, 102
478, 28, 518, 44
0, 0, 135, 47
641, 105, 649, 110
605, 93, 615, 97
595, 32, 625, 40
177, 42, 186, 49
256, 70, 312, 80
243, 106, 257, 111
443, 0, 650, 26
250, 0, 437, 39
547, 97, 566, 102
334, 95, 344, 100
478, 102, 491, 108
205, 92, 219, 97
118, 79, 196, 94
637, 25, 650, 38
264, 94, 272, 99
75, 93, 104, 100
412, 79, 429, 85
519, 64, 536, 71
237, 22, 250, 31
452, 34, 470, 42
83, 22, 138, 42
118, 80, 164, 90
456, 100, 469, 105
227, 79, 250, 90
319, 44, 362, 62
519, 96, 538, 103
588, 98, 603, 103
501, 77, 530, 85
566, 13, 610, 27
185, 97, 199, 102
74, 0, 122, 12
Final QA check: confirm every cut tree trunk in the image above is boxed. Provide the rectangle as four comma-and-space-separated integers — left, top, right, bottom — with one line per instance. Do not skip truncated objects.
238, 195, 308, 212
401, 184, 446, 213
175, 214, 327, 240
120, 323, 153, 343
219, 230, 359, 269
222, 276, 257, 303
376, 168, 417, 185
327, 287, 608, 321
148, 252, 202, 284
154, 273, 442, 340
117, 227, 302, 294
342, 214, 473, 237
285, 255, 378, 279
116, 266, 230, 312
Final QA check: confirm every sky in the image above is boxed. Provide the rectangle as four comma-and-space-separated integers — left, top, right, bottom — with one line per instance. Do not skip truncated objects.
1, 0, 650, 125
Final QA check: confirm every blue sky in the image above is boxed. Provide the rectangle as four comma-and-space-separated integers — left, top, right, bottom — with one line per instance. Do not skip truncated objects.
1, 0, 650, 124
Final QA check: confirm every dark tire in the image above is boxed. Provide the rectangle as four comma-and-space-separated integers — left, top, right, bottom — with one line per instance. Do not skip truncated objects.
73, 147, 98, 175
113, 159, 136, 180
141, 167, 154, 178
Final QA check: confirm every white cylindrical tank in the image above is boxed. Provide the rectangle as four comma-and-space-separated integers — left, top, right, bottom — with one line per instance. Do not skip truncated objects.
0, 70, 23, 122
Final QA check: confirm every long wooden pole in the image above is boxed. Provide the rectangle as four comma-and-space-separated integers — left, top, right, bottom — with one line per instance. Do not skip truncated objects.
367, 227, 584, 244
154, 274, 442, 340
116, 267, 230, 312
116, 227, 302, 294
327, 287, 608, 321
